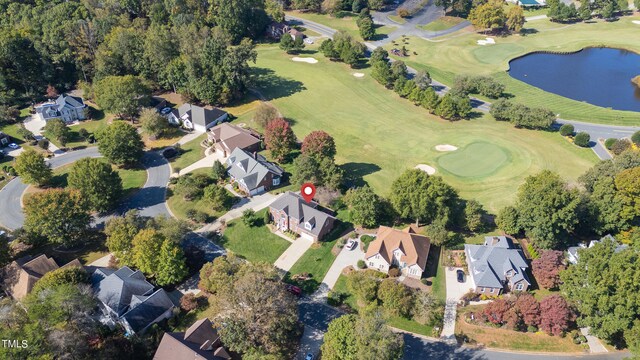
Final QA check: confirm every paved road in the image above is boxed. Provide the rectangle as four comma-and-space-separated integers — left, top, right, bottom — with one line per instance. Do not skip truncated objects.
0, 147, 172, 230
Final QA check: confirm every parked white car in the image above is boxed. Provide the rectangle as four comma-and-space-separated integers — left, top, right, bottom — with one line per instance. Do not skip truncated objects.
345, 239, 357, 250
7, 143, 19, 149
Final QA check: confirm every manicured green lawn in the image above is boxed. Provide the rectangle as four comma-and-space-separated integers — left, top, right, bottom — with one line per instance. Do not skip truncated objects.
418, 16, 466, 31
437, 141, 510, 178
219, 209, 291, 263
285, 11, 395, 41
169, 133, 207, 173
251, 45, 597, 212
48, 157, 147, 195
392, 16, 640, 125
431, 249, 446, 303
165, 169, 234, 223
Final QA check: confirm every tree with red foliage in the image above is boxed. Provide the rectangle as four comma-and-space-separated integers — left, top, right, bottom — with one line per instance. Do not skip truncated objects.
539, 295, 575, 336
264, 118, 297, 162
515, 293, 541, 327
46, 85, 59, 99
301, 130, 336, 160
482, 298, 512, 325
532, 250, 566, 289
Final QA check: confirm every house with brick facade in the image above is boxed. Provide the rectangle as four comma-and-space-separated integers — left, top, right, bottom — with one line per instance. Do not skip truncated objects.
268, 192, 336, 241
365, 226, 431, 279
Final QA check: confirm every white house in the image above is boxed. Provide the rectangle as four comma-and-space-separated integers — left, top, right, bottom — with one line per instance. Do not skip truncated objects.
365, 225, 431, 279
35, 94, 87, 123
167, 103, 228, 133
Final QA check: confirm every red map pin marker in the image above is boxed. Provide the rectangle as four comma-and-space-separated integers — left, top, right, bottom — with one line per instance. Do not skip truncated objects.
301, 183, 316, 203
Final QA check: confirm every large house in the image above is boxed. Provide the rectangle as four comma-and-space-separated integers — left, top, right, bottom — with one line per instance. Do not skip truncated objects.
208, 123, 261, 158
0, 132, 11, 147
567, 234, 628, 264
1, 254, 82, 300
268, 191, 336, 241
91, 266, 175, 335
365, 226, 431, 279
153, 318, 231, 360
167, 103, 228, 133
35, 94, 87, 123
464, 236, 530, 295
226, 148, 284, 196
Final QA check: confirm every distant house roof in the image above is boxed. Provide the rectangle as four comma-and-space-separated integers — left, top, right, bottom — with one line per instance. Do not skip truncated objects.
35, 94, 86, 120
149, 96, 168, 111
289, 28, 304, 38
121, 288, 175, 333
365, 226, 431, 271
567, 234, 628, 264
172, 104, 227, 128
91, 266, 155, 316
464, 236, 530, 289
226, 148, 283, 191
269, 192, 336, 237
208, 123, 260, 154
154, 318, 231, 360
1, 254, 80, 299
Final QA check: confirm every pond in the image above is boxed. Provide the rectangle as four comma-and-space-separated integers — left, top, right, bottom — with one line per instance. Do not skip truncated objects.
508, 47, 640, 112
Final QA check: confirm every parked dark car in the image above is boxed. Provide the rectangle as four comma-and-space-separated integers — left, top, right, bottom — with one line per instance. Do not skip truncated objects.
285, 284, 302, 297
456, 269, 465, 283
162, 147, 178, 159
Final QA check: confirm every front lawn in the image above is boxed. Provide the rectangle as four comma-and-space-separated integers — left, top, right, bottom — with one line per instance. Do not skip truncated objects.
285, 11, 394, 41
169, 133, 207, 173
457, 305, 584, 352
46, 158, 147, 195
418, 16, 466, 31
218, 209, 291, 263
165, 174, 234, 224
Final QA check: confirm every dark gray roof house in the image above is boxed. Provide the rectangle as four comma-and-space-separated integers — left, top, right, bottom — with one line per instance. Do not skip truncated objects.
168, 104, 228, 133
269, 192, 336, 241
226, 148, 284, 196
91, 266, 175, 335
35, 94, 87, 123
464, 236, 530, 295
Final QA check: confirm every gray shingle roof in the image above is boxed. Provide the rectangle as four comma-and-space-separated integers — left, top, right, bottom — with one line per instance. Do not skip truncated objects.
465, 237, 529, 289
174, 104, 227, 127
91, 266, 155, 316
269, 192, 335, 237
36, 94, 85, 120
122, 288, 175, 333
226, 148, 283, 191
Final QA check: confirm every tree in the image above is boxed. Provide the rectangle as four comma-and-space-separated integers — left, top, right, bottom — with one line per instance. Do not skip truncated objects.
279, 33, 295, 53
389, 169, 460, 226
347, 270, 379, 305
212, 160, 228, 182
414, 70, 432, 90
24, 189, 90, 247
105, 211, 143, 266
411, 291, 444, 326
155, 238, 188, 286
615, 167, 640, 223
511, 171, 581, 249
344, 186, 382, 228
377, 279, 413, 317
139, 107, 169, 139
264, 118, 297, 162
301, 130, 336, 160
204, 184, 233, 211
14, 148, 52, 186
31, 266, 88, 295
242, 209, 259, 226
213, 263, 298, 357
515, 293, 541, 328
198, 254, 243, 294
561, 240, 640, 345
68, 158, 123, 212
465, 199, 486, 232
357, 11, 376, 40
611, 138, 632, 155
132, 229, 165, 276
483, 298, 513, 324
539, 295, 574, 336
625, 320, 640, 359
254, 103, 280, 128
209, 0, 270, 43
574, 132, 591, 147
578, 2, 592, 20
601, 1, 615, 18
632, 131, 640, 147
469, 0, 507, 31
94, 75, 151, 119
421, 87, 441, 112
531, 250, 566, 289
97, 121, 145, 167
424, 221, 453, 247
321, 314, 359, 360
43, 119, 71, 147
0, 233, 10, 268
559, 124, 575, 136
175, 173, 213, 201
506, 5, 525, 32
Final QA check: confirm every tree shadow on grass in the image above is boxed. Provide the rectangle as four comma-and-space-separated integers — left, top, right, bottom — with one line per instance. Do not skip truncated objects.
251, 67, 307, 101
341, 162, 382, 188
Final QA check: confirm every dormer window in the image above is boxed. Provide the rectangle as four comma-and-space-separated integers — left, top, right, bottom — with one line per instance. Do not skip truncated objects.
305, 222, 313, 230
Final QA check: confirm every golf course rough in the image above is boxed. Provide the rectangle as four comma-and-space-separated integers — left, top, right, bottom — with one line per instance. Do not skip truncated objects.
437, 142, 510, 178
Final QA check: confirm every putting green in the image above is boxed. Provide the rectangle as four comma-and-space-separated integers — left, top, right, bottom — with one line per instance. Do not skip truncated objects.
437, 142, 510, 178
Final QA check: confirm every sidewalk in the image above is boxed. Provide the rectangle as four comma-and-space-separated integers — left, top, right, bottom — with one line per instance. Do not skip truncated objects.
194, 192, 277, 234
581, 327, 608, 354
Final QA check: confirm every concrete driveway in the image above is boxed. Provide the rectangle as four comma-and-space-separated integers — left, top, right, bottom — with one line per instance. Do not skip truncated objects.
274, 237, 313, 271
442, 267, 474, 340
320, 238, 366, 291
23, 115, 62, 155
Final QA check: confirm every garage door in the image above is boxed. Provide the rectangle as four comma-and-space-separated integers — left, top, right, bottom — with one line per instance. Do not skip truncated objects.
300, 232, 315, 241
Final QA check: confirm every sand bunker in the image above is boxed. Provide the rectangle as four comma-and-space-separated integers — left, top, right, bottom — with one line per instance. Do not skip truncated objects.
477, 37, 496, 46
435, 144, 458, 152
415, 164, 436, 175
633, 20, 640, 25
353, 72, 365, 78
292, 57, 318, 64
